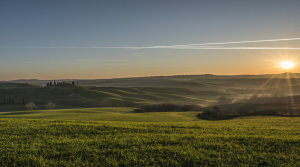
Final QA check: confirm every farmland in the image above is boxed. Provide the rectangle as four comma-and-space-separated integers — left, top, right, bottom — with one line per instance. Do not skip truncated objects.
1, 74, 300, 166
0, 117, 299, 166
0, 107, 199, 122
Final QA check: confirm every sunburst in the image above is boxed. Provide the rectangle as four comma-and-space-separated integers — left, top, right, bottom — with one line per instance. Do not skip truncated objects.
280, 61, 294, 69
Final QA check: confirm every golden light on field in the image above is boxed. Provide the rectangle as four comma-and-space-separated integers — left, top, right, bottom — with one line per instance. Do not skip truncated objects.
280, 61, 294, 69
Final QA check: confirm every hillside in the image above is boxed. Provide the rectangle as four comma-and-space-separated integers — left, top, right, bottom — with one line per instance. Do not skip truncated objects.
0, 83, 234, 111
0, 107, 200, 122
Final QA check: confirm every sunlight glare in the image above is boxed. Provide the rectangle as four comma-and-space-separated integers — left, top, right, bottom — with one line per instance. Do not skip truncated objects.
280, 61, 294, 69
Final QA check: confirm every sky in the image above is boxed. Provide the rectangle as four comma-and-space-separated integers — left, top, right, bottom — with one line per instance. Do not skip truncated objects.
1, 0, 300, 80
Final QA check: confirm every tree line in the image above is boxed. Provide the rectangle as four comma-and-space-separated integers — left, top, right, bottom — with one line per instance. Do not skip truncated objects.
46, 81, 78, 87
2, 97, 25, 104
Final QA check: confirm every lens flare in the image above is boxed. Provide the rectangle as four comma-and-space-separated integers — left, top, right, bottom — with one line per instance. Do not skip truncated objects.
281, 61, 294, 69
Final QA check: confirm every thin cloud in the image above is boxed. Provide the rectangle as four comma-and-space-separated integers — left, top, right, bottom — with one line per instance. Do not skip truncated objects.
22, 61, 193, 67
22, 62, 81, 65
258, 60, 284, 61
74, 59, 130, 61
73, 59, 171, 61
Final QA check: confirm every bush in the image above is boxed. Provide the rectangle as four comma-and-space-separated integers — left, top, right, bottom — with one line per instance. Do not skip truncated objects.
45, 102, 56, 109
25, 102, 37, 110
140, 103, 201, 112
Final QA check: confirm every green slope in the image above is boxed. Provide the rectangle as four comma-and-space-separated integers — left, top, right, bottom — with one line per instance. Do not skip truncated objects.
0, 82, 41, 89
0, 84, 233, 111
0, 107, 200, 122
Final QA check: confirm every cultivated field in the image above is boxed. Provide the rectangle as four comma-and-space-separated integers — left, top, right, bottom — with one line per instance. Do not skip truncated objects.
0, 107, 200, 122
0, 116, 299, 166
1, 75, 300, 166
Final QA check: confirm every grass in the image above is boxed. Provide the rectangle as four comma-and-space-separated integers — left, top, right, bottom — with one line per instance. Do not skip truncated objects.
0, 83, 41, 89
0, 117, 299, 166
1, 79, 300, 166
0, 107, 200, 122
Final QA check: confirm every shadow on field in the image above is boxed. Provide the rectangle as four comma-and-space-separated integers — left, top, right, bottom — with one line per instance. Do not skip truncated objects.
2, 111, 37, 115
196, 114, 239, 121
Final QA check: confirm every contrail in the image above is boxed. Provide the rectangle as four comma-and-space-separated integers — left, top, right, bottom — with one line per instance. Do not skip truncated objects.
0, 46, 139, 49
1, 37, 300, 50
121, 37, 300, 51
174, 47, 300, 50
2, 46, 300, 50
166, 37, 300, 47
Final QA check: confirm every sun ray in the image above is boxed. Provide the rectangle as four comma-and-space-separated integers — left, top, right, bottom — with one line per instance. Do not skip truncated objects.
231, 70, 283, 112
285, 72, 295, 112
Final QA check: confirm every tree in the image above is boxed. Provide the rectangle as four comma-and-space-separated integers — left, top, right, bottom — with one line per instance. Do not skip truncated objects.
46, 83, 50, 87
77, 82, 78, 85
72, 81, 75, 85
50, 81, 53, 86
3, 98, 5, 104
25, 102, 37, 110
12, 99, 14, 104
212, 106, 220, 114
45, 102, 56, 109
23, 97, 25, 104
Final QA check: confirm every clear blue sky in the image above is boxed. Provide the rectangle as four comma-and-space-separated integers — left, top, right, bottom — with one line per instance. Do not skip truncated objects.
1, 0, 300, 80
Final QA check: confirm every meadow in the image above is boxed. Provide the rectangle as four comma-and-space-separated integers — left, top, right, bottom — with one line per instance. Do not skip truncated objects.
0, 107, 199, 122
0, 116, 299, 166
1, 75, 300, 166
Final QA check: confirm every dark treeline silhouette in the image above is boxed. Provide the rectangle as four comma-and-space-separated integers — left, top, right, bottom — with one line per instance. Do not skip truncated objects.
136, 103, 201, 112
46, 81, 78, 87
197, 106, 298, 120
1, 97, 26, 105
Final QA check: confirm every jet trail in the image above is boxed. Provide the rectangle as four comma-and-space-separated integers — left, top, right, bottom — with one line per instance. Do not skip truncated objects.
1, 37, 300, 50
174, 47, 300, 50
166, 37, 300, 47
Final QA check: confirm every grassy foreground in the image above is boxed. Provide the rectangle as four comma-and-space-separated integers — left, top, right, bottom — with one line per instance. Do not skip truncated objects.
0, 117, 300, 166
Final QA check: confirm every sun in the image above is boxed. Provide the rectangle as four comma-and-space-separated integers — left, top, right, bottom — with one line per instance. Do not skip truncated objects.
281, 61, 294, 69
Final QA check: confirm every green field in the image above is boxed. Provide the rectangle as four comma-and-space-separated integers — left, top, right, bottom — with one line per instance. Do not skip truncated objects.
0, 83, 41, 89
2, 76, 300, 166
0, 116, 299, 166
0, 107, 200, 122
